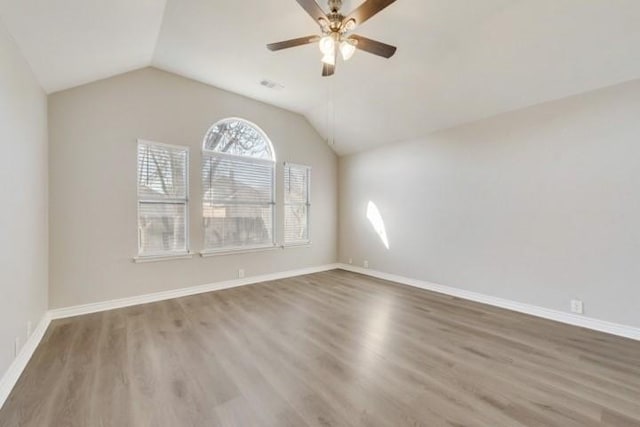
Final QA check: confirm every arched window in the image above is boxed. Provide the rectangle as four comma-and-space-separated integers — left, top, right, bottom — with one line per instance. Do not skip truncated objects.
201, 118, 276, 253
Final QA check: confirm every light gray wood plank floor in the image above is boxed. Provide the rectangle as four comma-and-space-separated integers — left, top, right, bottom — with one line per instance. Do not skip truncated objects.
1, 269, 639, 426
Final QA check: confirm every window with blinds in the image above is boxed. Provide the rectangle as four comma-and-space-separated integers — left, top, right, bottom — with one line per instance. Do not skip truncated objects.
284, 163, 311, 245
137, 140, 189, 257
202, 118, 276, 252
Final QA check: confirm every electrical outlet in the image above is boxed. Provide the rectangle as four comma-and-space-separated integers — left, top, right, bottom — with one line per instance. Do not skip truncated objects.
27, 321, 32, 338
348, 258, 353, 265
363, 260, 369, 268
238, 268, 245, 279
14, 337, 20, 357
570, 299, 584, 314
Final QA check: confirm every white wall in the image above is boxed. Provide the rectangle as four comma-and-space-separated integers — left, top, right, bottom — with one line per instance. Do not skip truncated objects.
0, 23, 48, 377
49, 67, 337, 309
339, 79, 640, 328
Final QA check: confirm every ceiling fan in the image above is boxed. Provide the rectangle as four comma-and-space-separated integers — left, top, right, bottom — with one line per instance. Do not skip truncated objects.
267, 0, 398, 77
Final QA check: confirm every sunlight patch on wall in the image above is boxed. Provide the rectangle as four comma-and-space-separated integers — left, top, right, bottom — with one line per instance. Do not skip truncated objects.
367, 201, 389, 249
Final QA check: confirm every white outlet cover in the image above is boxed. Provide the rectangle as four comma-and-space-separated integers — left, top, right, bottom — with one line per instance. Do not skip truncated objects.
348, 258, 353, 265
363, 260, 369, 268
238, 269, 245, 278
570, 299, 584, 314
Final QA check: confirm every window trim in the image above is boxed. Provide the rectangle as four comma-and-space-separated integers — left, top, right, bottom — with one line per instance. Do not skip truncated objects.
200, 244, 280, 258
201, 119, 277, 254
136, 139, 190, 260
133, 252, 195, 263
283, 162, 312, 247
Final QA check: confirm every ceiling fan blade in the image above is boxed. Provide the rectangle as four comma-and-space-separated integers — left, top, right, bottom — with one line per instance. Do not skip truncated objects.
267, 35, 320, 51
342, 0, 397, 28
322, 62, 335, 77
296, 0, 328, 25
350, 34, 397, 58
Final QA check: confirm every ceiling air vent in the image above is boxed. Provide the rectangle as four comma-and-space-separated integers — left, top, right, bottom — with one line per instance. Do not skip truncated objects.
260, 79, 285, 90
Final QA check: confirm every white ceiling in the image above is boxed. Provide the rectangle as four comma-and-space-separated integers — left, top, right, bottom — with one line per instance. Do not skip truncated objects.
0, 0, 166, 92
2, 0, 640, 155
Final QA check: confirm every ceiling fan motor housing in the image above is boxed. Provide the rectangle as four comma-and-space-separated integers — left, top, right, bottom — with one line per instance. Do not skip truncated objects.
325, 0, 352, 33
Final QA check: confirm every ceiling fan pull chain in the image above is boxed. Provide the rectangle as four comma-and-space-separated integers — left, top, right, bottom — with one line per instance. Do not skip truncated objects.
327, 80, 336, 146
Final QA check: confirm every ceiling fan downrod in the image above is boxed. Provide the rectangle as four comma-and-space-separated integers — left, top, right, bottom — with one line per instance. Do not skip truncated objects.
328, 0, 342, 13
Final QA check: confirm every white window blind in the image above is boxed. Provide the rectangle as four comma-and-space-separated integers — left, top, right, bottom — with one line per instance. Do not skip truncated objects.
202, 153, 275, 251
137, 140, 189, 256
284, 163, 311, 245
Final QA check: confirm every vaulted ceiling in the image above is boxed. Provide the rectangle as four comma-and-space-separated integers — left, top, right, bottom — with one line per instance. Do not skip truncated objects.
2, 0, 640, 154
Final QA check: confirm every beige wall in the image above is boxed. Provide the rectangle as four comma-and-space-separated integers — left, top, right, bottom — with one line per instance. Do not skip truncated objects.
49, 67, 337, 309
0, 23, 48, 377
339, 79, 640, 328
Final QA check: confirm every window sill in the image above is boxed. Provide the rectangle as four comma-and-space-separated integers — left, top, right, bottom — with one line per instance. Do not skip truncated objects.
200, 245, 280, 257
282, 242, 312, 249
133, 252, 195, 263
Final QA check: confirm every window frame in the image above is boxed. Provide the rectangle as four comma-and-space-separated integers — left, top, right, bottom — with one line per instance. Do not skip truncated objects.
200, 119, 277, 256
135, 139, 191, 262
283, 162, 312, 247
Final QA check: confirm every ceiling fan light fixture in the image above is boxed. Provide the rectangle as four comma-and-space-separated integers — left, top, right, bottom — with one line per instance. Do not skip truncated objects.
344, 18, 357, 31
319, 35, 335, 55
321, 51, 336, 66
340, 38, 357, 61
318, 17, 330, 31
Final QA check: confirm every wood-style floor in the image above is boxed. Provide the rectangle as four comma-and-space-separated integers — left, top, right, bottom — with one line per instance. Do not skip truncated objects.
1, 270, 639, 427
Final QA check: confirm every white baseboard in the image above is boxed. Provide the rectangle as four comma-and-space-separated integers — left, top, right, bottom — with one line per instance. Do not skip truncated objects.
337, 264, 640, 341
49, 263, 341, 320
0, 312, 51, 411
